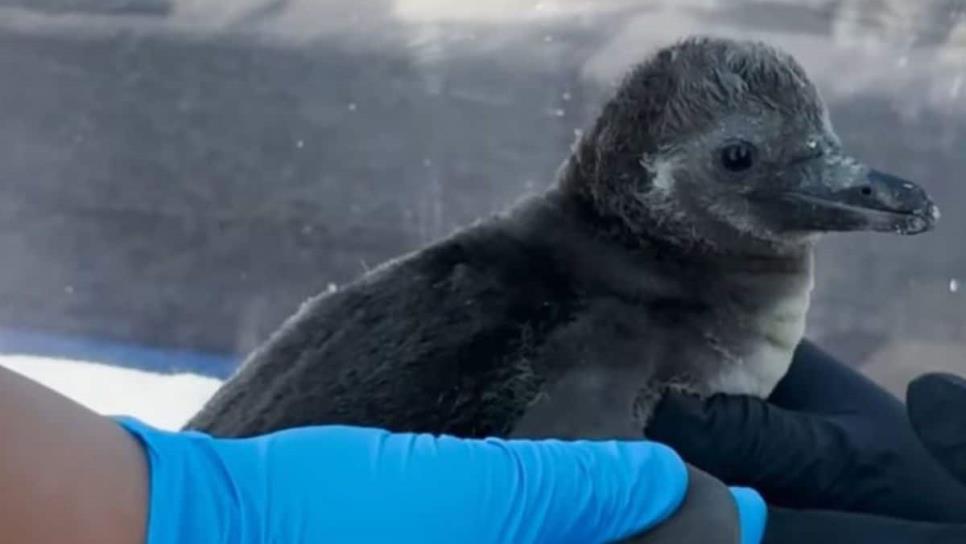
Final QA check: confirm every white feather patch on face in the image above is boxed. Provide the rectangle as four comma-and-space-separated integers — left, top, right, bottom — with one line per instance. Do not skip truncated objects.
631, 153, 721, 249
640, 154, 677, 192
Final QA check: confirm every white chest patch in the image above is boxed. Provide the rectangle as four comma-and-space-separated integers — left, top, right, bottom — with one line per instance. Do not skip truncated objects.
708, 277, 813, 398
708, 342, 797, 397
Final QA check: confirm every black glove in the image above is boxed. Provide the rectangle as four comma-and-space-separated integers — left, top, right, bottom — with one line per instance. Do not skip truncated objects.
647, 339, 966, 523
907, 372, 966, 488
761, 507, 966, 543
766, 384, 966, 544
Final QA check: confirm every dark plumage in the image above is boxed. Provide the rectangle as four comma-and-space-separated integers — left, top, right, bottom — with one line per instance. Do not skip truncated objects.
187, 36, 938, 541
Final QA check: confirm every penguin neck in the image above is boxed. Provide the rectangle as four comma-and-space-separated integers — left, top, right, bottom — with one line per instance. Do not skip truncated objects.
504, 187, 815, 306
544, 186, 814, 264
556, 154, 815, 261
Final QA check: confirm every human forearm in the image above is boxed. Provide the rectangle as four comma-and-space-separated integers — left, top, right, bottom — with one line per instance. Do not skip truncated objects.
0, 365, 147, 544
0, 361, 764, 544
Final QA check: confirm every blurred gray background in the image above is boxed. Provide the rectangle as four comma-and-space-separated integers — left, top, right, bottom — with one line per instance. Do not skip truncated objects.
0, 0, 962, 393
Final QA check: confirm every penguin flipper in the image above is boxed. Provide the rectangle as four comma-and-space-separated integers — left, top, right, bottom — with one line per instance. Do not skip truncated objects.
186, 225, 577, 438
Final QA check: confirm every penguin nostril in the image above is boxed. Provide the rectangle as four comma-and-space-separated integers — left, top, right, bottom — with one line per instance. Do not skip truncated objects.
860, 186, 873, 196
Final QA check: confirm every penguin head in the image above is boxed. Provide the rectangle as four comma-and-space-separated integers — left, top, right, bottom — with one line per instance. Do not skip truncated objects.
562, 36, 939, 253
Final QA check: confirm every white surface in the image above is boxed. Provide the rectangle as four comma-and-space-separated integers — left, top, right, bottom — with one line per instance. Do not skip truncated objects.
0, 354, 222, 430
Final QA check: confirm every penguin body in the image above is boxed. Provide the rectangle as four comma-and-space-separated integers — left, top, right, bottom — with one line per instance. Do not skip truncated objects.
187, 35, 938, 542
188, 35, 938, 441
188, 191, 813, 439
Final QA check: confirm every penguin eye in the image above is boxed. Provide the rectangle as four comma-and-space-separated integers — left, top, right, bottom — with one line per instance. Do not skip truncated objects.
719, 141, 757, 172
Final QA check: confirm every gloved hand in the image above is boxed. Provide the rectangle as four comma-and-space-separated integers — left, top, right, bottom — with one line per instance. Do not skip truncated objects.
907, 372, 966, 487
763, 374, 966, 543
760, 507, 966, 543
114, 418, 766, 544
647, 339, 966, 523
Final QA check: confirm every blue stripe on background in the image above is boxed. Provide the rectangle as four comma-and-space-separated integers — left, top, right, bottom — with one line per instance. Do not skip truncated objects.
0, 326, 239, 379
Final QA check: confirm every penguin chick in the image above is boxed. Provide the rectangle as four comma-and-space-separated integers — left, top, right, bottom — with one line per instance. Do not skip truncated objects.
187, 36, 938, 446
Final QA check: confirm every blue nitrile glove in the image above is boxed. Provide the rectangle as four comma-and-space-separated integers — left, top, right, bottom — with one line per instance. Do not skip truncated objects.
115, 418, 765, 544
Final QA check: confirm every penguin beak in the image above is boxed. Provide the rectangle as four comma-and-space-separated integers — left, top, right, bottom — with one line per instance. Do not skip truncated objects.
756, 155, 940, 235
